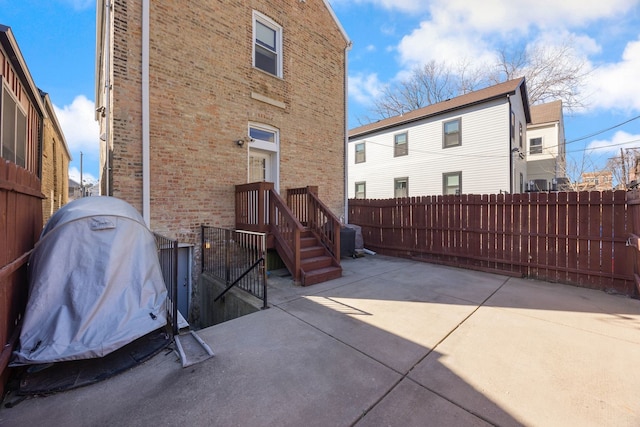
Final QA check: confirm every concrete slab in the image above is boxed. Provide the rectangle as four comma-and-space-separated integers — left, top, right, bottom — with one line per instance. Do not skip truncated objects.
276, 257, 508, 372
489, 277, 640, 343
1, 308, 401, 427
2, 255, 640, 427
266, 255, 417, 305
409, 282, 640, 426
358, 378, 492, 426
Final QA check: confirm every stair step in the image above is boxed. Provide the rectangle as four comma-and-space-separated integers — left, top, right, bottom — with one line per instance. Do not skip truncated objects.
300, 237, 317, 248
303, 266, 343, 286
300, 246, 325, 259
301, 255, 332, 271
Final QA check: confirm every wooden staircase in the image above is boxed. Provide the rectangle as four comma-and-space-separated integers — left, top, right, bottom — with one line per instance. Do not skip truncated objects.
299, 230, 342, 286
235, 182, 342, 286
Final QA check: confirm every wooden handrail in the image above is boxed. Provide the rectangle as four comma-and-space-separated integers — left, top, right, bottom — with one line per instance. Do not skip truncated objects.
287, 186, 341, 264
307, 190, 341, 262
269, 189, 305, 284
235, 182, 274, 232
236, 183, 341, 284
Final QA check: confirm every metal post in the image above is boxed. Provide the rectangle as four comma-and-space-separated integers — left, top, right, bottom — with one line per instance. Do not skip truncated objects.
172, 239, 179, 336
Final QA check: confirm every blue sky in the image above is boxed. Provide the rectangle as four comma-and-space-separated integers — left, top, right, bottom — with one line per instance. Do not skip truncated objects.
1, 0, 640, 185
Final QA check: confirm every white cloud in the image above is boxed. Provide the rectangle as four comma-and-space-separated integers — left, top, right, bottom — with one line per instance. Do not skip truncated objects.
424, 0, 638, 33
349, 72, 385, 105
587, 130, 640, 153
68, 166, 98, 185
587, 37, 640, 112
53, 95, 100, 156
59, 0, 94, 11
330, 0, 428, 13
397, 20, 496, 69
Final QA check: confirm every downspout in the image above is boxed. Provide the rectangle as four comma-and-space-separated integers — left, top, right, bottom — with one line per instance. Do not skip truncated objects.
142, 0, 150, 227
343, 41, 352, 224
508, 94, 513, 194
104, 0, 112, 196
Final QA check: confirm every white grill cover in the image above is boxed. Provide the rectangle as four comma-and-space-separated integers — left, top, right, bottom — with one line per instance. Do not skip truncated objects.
11, 196, 168, 365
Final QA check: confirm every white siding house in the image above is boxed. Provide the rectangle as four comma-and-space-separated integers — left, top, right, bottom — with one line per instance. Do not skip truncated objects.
348, 78, 531, 199
526, 100, 566, 191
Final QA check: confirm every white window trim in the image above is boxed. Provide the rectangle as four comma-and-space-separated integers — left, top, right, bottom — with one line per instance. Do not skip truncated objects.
252, 11, 283, 78
248, 122, 280, 191
529, 136, 543, 154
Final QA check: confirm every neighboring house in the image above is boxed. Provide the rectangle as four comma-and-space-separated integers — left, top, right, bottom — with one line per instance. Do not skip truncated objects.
68, 178, 82, 200
348, 78, 531, 199
0, 24, 45, 397
40, 90, 71, 223
95, 1, 350, 315
578, 171, 613, 191
526, 100, 566, 191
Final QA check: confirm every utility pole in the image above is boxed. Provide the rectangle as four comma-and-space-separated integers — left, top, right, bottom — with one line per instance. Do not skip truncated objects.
80, 151, 84, 197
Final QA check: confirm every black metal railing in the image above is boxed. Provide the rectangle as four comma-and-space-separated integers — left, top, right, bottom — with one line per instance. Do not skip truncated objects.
201, 226, 267, 308
154, 232, 179, 335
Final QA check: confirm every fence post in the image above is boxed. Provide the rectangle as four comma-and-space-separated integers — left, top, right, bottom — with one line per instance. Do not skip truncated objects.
626, 189, 640, 295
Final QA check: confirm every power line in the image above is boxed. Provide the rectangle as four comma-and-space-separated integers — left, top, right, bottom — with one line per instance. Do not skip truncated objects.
565, 114, 640, 145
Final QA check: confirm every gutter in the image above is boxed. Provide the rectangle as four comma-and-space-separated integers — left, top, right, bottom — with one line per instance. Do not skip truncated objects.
142, 0, 150, 226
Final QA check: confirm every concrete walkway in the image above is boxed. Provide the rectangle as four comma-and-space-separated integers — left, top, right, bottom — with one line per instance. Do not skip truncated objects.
2, 255, 640, 426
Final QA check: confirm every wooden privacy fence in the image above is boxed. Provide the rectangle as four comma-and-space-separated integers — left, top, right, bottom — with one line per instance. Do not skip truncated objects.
349, 190, 637, 296
0, 160, 43, 397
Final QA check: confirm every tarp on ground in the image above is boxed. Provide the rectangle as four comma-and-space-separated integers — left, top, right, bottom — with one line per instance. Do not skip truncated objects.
11, 196, 167, 366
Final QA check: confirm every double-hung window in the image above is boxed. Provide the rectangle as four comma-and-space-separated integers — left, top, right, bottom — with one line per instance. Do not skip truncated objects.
394, 132, 408, 157
394, 177, 408, 198
529, 137, 542, 154
355, 143, 365, 163
443, 118, 461, 148
355, 182, 366, 199
253, 12, 282, 77
443, 172, 462, 195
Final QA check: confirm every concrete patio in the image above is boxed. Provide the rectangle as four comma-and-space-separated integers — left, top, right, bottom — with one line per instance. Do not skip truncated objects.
1, 255, 640, 426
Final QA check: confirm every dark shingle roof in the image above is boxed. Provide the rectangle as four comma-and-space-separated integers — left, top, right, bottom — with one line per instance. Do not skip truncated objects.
349, 77, 530, 139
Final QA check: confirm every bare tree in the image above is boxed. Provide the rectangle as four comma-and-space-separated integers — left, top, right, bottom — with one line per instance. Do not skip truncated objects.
368, 37, 589, 121
490, 38, 589, 112
605, 148, 640, 190
371, 60, 459, 118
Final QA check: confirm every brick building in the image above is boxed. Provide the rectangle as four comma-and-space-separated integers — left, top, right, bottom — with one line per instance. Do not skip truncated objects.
95, 1, 350, 320
39, 90, 71, 223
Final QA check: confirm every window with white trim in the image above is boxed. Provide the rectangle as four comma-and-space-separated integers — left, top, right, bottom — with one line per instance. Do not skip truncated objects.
253, 12, 282, 77
529, 137, 542, 154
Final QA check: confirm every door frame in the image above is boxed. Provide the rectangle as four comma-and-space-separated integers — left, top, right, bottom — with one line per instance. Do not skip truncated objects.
248, 123, 280, 192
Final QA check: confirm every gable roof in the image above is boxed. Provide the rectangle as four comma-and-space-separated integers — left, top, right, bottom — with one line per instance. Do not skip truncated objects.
0, 25, 45, 117
322, 0, 350, 45
350, 77, 530, 139
529, 100, 562, 125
